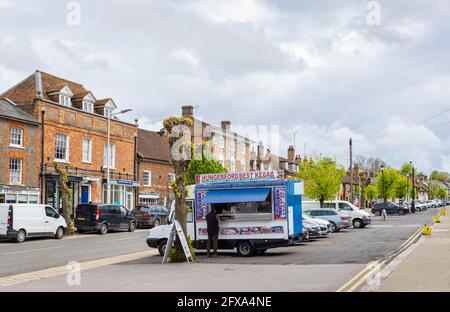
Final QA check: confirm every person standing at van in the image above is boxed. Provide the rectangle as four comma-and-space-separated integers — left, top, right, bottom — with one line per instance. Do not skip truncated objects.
206, 207, 220, 258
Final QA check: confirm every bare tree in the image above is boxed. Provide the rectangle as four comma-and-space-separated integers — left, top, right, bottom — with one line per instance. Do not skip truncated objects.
54, 162, 75, 235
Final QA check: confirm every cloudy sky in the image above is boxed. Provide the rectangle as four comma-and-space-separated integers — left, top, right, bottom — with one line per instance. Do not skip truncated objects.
1, 0, 450, 173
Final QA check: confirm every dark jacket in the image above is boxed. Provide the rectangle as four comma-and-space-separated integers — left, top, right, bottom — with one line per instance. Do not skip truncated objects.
206, 212, 219, 235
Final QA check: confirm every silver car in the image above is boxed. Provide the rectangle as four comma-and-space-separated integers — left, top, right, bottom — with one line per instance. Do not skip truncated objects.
304, 209, 352, 232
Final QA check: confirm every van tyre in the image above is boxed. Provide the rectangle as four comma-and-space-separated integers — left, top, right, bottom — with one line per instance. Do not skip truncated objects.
236, 241, 255, 257
15, 229, 26, 243
55, 227, 64, 239
374, 211, 382, 216
353, 219, 364, 229
129, 222, 136, 232
158, 240, 167, 257
99, 223, 108, 235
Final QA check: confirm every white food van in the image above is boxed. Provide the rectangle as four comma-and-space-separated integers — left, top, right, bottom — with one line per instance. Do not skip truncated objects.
146, 171, 305, 257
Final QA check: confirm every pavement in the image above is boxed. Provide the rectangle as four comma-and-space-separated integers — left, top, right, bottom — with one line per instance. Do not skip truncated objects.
376, 208, 450, 292
0, 209, 436, 292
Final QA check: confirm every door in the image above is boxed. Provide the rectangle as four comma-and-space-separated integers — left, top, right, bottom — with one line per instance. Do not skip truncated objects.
108, 206, 121, 230
119, 206, 130, 229
81, 186, 90, 204
45, 206, 60, 234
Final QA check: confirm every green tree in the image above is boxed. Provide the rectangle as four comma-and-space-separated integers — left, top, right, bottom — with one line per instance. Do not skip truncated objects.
400, 163, 412, 176
395, 178, 411, 200
430, 171, 450, 182
428, 181, 440, 199
365, 184, 378, 203
297, 157, 346, 207
436, 187, 447, 200
376, 167, 399, 201
186, 151, 228, 185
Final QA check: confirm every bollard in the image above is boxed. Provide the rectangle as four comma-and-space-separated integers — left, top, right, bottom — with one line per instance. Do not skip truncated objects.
382, 209, 388, 221
423, 224, 432, 235
441, 207, 447, 217
433, 216, 441, 223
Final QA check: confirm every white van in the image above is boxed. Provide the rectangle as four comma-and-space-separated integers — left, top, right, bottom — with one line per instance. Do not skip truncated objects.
0, 204, 67, 243
302, 200, 372, 229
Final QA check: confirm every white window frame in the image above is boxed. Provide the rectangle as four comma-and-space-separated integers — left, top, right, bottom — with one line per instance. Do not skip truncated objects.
104, 143, 116, 169
83, 100, 94, 113
54, 133, 69, 162
104, 106, 113, 118
9, 157, 22, 185
82, 138, 92, 163
10, 128, 23, 147
143, 171, 152, 187
59, 94, 72, 107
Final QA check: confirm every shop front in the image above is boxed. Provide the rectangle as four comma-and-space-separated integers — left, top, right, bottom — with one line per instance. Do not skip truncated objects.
44, 174, 83, 215
103, 179, 139, 210
139, 192, 162, 206
0, 185, 40, 204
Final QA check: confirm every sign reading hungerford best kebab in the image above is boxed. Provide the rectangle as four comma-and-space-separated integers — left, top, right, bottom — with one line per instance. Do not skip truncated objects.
196, 170, 285, 184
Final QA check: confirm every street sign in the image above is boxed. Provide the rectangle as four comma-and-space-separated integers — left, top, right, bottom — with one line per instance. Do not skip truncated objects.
162, 220, 193, 264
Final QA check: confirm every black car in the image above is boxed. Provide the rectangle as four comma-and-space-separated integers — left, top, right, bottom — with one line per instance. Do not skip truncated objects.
75, 204, 137, 235
131, 205, 169, 228
371, 202, 409, 216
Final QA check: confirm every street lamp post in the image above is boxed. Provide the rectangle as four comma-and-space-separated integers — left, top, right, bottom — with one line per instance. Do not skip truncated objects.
410, 161, 416, 213
406, 173, 409, 202
381, 165, 386, 211
106, 109, 133, 204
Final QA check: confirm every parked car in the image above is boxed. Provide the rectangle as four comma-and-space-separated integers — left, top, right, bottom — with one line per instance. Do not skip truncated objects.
75, 204, 137, 235
0, 204, 66, 243
303, 200, 372, 229
303, 209, 352, 232
303, 213, 331, 233
131, 205, 169, 228
371, 202, 409, 216
302, 219, 326, 237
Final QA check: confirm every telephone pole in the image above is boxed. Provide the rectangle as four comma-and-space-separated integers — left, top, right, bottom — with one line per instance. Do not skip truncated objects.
349, 138, 353, 203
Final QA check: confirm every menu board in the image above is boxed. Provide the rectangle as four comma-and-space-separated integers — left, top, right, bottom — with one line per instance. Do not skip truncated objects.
273, 187, 287, 220
195, 190, 208, 221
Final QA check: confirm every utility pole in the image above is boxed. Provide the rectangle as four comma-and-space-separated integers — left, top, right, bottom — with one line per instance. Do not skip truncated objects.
349, 138, 353, 203
410, 161, 416, 213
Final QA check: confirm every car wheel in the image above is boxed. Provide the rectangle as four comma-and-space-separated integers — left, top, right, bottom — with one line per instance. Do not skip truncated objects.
236, 241, 256, 257
374, 211, 382, 217
55, 227, 64, 239
303, 231, 310, 242
15, 229, 26, 243
99, 223, 108, 235
353, 219, 364, 229
329, 222, 338, 232
154, 219, 161, 227
398, 209, 405, 216
158, 240, 167, 257
129, 222, 136, 232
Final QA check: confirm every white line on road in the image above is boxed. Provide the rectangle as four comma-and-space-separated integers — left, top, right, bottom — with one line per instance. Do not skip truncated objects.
370, 225, 394, 228
100, 237, 136, 243
1, 246, 66, 256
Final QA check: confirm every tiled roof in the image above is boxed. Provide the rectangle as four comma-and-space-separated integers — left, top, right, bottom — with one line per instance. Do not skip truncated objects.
137, 128, 171, 163
0, 98, 38, 124
0, 70, 88, 104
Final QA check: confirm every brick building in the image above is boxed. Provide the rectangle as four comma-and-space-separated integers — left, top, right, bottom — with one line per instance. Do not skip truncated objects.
0, 98, 40, 204
181, 105, 254, 172
137, 128, 174, 207
0, 70, 139, 211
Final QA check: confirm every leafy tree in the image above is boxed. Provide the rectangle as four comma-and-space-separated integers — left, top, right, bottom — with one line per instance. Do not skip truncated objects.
297, 157, 346, 207
365, 184, 378, 203
436, 187, 447, 200
395, 178, 411, 200
430, 171, 450, 182
400, 163, 412, 176
186, 150, 228, 185
376, 167, 399, 201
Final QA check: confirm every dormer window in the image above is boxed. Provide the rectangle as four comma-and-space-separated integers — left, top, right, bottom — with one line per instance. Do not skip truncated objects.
104, 106, 113, 118
59, 94, 72, 107
83, 100, 94, 113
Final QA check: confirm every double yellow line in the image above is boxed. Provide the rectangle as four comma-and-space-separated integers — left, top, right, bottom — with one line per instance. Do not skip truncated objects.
336, 227, 423, 292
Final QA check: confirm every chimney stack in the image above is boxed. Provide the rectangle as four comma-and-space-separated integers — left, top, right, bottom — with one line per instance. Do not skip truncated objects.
35, 70, 42, 99
221, 121, 231, 130
181, 105, 194, 118
288, 145, 295, 163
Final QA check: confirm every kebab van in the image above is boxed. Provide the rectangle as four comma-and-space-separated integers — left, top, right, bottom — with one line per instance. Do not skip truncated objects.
146, 170, 304, 257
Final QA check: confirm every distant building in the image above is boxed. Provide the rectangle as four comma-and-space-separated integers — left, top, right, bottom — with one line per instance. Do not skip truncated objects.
137, 129, 174, 207
0, 98, 40, 204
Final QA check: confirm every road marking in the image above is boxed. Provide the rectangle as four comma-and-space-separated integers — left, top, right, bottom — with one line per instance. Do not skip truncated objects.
1, 246, 66, 256
370, 225, 394, 228
0, 250, 158, 288
401, 224, 423, 227
336, 227, 423, 292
